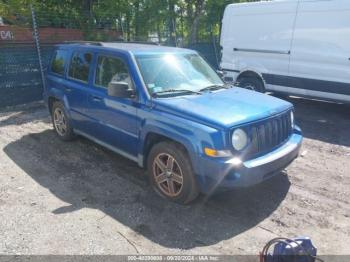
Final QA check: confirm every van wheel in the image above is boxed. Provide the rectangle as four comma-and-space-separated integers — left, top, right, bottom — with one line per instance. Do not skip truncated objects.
237, 76, 265, 93
147, 142, 199, 204
51, 101, 75, 141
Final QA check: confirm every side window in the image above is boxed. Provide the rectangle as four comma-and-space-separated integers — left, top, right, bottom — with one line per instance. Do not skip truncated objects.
51, 50, 68, 76
95, 56, 133, 89
68, 51, 92, 83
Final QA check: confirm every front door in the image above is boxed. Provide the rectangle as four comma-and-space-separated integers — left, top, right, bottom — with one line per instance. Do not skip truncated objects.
86, 53, 139, 158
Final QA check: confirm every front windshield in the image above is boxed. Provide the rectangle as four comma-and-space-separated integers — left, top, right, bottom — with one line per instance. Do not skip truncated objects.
135, 53, 224, 96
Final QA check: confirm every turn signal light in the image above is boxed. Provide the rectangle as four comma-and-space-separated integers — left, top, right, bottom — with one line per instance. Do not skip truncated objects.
204, 147, 218, 157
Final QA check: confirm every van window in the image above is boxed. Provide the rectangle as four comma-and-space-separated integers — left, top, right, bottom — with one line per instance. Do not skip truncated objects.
95, 56, 133, 89
68, 51, 92, 83
51, 50, 68, 76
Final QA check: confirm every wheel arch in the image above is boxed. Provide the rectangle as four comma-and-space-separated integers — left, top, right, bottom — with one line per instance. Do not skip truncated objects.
48, 96, 60, 115
47, 93, 71, 118
236, 70, 266, 89
142, 131, 193, 169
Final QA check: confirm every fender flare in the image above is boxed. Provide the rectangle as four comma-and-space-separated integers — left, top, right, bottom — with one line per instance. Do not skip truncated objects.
139, 125, 198, 156
47, 88, 71, 118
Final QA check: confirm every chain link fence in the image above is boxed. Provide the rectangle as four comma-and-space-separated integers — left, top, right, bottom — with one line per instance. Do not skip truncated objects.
0, 3, 224, 108
0, 42, 54, 107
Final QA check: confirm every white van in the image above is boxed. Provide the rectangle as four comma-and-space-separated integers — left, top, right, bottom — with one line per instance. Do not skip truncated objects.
220, 0, 350, 103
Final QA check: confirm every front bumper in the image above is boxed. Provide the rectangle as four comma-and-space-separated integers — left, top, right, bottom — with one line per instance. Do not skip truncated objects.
194, 129, 302, 193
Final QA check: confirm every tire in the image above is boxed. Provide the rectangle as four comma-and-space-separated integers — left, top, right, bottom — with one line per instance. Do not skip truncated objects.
51, 101, 75, 141
237, 76, 265, 93
147, 142, 199, 204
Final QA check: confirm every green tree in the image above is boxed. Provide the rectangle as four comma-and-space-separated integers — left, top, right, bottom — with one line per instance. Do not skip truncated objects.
1, 0, 254, 44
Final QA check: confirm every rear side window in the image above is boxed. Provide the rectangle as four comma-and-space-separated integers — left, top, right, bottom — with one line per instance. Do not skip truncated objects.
95, 55, 132, 89
68, 51, 92, 83
51, 50, 68, 76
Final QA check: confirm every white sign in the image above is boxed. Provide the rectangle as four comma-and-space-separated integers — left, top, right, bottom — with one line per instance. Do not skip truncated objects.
0, 31, 14, 40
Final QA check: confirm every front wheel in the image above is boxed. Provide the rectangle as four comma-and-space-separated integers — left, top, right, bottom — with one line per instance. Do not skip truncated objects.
147, 142, 199, 204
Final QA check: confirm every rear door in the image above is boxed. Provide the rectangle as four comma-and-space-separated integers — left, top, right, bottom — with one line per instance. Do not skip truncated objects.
85, 52, 139, 158
65, 49, 94, 131
47, 48, 69, 99
289, 0, 350, 100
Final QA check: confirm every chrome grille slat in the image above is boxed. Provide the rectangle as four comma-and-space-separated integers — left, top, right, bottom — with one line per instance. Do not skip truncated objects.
282, 115, 287, 139
287, 114, 291, 136
259, 125, 266, 151
272, 120, 278, 147
268, 121, 273, 147
278, 117, 283, 143
251, 127, 259, 154
284, 114, 288, 137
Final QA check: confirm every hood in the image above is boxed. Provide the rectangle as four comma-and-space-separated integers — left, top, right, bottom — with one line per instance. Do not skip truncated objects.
153, 88, 293, 129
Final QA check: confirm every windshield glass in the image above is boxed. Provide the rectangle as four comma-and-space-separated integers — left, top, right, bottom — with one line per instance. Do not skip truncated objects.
135, 53, 224, 96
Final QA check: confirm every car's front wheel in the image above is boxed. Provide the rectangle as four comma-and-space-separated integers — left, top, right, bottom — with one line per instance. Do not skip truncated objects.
147, 142, 199, 204
51, 101, 75, 141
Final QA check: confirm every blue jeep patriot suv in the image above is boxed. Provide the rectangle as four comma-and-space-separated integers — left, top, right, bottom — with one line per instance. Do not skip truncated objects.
45, 42, 302, 204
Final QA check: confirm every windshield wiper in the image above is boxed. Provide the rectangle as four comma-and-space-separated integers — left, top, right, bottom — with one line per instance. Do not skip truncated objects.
199, 84, 229, 92
152, 89, 202, 97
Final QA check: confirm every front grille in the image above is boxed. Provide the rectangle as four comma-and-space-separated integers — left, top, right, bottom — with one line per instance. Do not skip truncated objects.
247, 110, 292, 159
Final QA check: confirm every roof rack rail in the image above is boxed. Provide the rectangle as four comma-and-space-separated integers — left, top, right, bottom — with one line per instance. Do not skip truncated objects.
63, 41, 102, 46
113, 40, 160, 46
62, 40, 161, 46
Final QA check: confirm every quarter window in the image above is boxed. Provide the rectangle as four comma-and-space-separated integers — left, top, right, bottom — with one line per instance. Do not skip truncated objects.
68, 51, 92, 82
51, 50, 68, 76
95, 56, 133, 89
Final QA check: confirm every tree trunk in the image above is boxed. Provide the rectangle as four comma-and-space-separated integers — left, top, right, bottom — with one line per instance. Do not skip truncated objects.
188, 0, 205, 45
189, 15, 200, 44
83, 0, 93, 18
134, 0, 140, 41
168, 0, 176, 46
126, 11, 131, 41
157, 23, 161, 44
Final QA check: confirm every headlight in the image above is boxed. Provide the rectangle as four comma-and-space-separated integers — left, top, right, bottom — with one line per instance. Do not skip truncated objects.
290, 111, 294, 128
232, 128, 248, 151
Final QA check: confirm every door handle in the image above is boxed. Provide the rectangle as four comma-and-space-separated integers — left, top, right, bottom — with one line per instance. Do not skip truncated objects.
91, 96, 103, 102
64, 87, 72, 92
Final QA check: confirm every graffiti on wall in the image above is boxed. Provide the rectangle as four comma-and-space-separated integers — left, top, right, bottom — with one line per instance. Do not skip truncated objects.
0, 30, 14, 40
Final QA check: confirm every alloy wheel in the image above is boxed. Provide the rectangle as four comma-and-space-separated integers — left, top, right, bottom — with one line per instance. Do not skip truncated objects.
53, 107, 67, 136
152, 153, 184, 197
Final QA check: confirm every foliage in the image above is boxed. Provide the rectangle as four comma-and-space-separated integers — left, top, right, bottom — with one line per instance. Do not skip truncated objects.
0, 0, 256, 44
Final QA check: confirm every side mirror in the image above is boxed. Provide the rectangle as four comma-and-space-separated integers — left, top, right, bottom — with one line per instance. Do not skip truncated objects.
108, 82, 134, 98
216, 70, 224, 78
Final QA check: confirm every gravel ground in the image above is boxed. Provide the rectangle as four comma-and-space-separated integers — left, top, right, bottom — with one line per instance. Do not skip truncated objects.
0, 97, 349, 255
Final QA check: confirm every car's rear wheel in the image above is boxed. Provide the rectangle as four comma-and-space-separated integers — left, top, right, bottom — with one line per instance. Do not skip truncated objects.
147, 142, 199, 204
51, 101, 75, 141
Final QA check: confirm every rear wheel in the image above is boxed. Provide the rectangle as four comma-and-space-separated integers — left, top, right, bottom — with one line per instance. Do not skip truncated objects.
147, 142, 199, 204
51, 101, 75, 141
237, 76, 265, 93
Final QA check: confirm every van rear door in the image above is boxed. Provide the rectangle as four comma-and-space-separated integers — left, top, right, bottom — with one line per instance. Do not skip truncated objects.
289, 0, 350, 101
